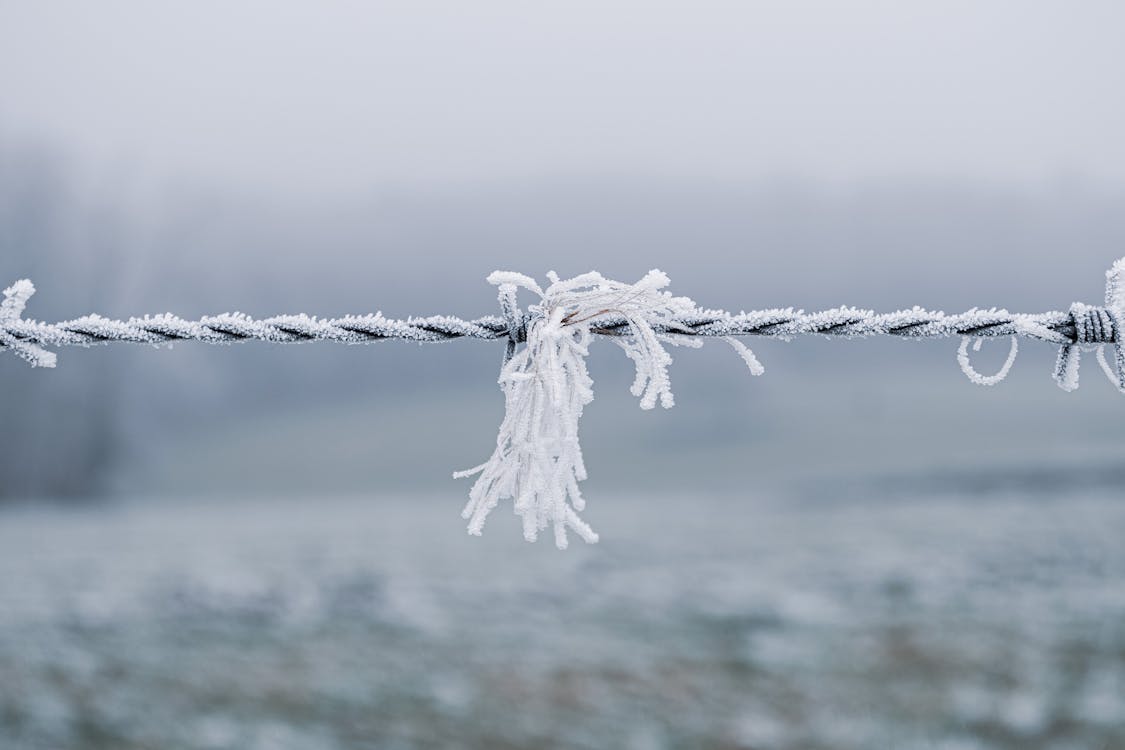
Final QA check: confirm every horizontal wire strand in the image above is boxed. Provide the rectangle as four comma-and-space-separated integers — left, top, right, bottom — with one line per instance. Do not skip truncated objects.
0, 308, 1079, 351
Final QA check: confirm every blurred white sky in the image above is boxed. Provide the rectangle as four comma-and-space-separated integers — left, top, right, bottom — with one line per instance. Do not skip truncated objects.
2, 1, 1123, 195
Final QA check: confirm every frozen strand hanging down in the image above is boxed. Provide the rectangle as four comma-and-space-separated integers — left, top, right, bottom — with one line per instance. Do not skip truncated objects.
454, 270, 764, 549
957, 335, 1020, 386
4, 258, 1125, 546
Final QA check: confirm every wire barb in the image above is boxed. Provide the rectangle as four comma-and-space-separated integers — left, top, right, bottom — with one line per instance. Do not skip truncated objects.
1049, 259, 1125, 393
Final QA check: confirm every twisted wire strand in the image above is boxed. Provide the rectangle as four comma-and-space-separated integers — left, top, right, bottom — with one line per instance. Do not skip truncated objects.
595, 308, 1075, 343
1, 313, 513, 349
0, 307, 1084, 352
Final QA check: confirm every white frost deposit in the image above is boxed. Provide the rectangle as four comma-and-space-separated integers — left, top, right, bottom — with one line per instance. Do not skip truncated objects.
0, 279, 56, 368
456, 270, 762, 549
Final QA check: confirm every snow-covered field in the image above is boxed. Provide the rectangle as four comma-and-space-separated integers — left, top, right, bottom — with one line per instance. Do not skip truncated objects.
1, 487, 1123, 749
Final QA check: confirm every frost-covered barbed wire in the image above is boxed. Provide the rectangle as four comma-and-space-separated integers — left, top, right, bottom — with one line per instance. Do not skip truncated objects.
454, 270, 765, 548
4, 257, 1124, 548
0, 286, 1110, 349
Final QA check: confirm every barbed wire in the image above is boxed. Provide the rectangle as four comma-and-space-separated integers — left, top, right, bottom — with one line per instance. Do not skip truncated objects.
3, 261, 1123, 392
4, 261, 1124, 547
0, 289, 1093, 350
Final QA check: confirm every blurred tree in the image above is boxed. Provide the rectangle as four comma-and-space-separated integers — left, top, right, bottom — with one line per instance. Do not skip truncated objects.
0, 142, 125, 499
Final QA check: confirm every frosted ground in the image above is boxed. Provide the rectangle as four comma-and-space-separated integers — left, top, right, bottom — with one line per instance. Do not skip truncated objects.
1, 484, 1123, 750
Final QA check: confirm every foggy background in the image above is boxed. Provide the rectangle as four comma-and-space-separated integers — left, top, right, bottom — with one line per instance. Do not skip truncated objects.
2, 1, 1125, 500
2, 3, 1124, 749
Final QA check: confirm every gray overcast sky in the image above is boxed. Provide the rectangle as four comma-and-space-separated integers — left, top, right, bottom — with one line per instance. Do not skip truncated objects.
2, 1, 1124, 194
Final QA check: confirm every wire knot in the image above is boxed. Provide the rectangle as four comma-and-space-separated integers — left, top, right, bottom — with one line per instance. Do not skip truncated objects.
495, 281, 529, 365
1069, 302, 1118, 345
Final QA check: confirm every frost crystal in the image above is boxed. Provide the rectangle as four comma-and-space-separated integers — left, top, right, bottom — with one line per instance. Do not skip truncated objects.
456, 269, 762, 549
0, 280, 56, 368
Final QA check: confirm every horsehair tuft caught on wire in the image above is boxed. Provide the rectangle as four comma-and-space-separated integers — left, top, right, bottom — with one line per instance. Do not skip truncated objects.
3, 257, 1124, 548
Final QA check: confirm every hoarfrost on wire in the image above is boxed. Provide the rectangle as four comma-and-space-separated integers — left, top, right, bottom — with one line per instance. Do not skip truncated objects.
6, 258, 1125, 549
455, 269, 763, 549
0, 280, 55, 368
953, 258, 1125, 390
1049, 258, 1125, 394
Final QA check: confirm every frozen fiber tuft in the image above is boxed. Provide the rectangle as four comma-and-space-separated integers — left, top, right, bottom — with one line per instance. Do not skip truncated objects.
0, 280, 56, 368
457, 269, 763, 548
